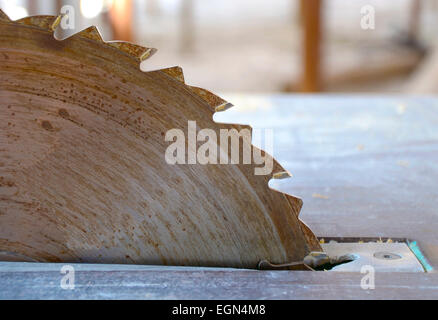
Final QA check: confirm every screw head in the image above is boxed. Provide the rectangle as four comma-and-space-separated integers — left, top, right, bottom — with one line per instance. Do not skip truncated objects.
374, 252, 402, 260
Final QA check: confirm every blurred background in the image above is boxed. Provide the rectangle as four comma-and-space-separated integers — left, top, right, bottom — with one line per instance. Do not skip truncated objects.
2, 0, 438, 94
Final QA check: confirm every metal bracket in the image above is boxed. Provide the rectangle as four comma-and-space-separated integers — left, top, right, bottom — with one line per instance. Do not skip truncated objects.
321, 241, 426, 272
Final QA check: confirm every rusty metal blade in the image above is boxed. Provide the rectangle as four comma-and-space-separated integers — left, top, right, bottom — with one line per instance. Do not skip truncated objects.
0, 11, 320, 268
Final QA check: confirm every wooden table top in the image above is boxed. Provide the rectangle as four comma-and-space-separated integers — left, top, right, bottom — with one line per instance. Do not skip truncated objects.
218, 94, 438, 269
1, 94, 437, 299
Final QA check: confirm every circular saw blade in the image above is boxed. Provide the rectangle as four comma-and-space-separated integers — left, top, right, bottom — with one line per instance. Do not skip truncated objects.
0, 11, 320, 268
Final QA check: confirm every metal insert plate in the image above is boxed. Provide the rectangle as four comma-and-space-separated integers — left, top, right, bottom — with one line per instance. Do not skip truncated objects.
322, 242, 425, 272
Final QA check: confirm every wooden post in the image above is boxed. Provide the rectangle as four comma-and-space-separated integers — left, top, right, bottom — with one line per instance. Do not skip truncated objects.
27, 0, 38, 15
408, 0, 421, 41
180, 0, 195, 54
300, 0, 322, 92
109, 0, 134, 42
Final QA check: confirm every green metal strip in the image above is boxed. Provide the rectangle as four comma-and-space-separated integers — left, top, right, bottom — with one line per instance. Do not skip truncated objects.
408, 241, 433, 272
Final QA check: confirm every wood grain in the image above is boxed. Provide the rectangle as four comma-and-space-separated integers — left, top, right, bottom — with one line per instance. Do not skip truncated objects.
1, 262, 438, 299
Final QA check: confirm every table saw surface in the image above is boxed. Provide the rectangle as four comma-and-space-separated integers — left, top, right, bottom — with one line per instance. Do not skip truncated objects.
1, 95, 437, 299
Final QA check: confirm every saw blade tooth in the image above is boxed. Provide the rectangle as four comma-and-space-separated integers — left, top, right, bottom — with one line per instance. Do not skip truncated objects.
16, 15, 62, 31
272, 158, 289, 177
139, 48, 156, 61
0, 9, 11, 21
75, 26, 104, 41
299, 221, 322, 252
189, 86, 228, 111
270, 176, 321, 251
12, 14, 157, 64
158, 66, 185, 83
215, 102, 234, 113
272, 171, 292, 180
107, 42, 157, 62
284, 194, 303, 213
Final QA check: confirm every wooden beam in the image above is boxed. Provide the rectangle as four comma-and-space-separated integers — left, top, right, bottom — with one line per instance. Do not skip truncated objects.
408, 0, 421, 41
109, 0, 133, 42
300, 0, 322, 92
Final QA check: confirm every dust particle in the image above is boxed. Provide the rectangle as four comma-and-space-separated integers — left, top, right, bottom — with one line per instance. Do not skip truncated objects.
312, 193, 330, 200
